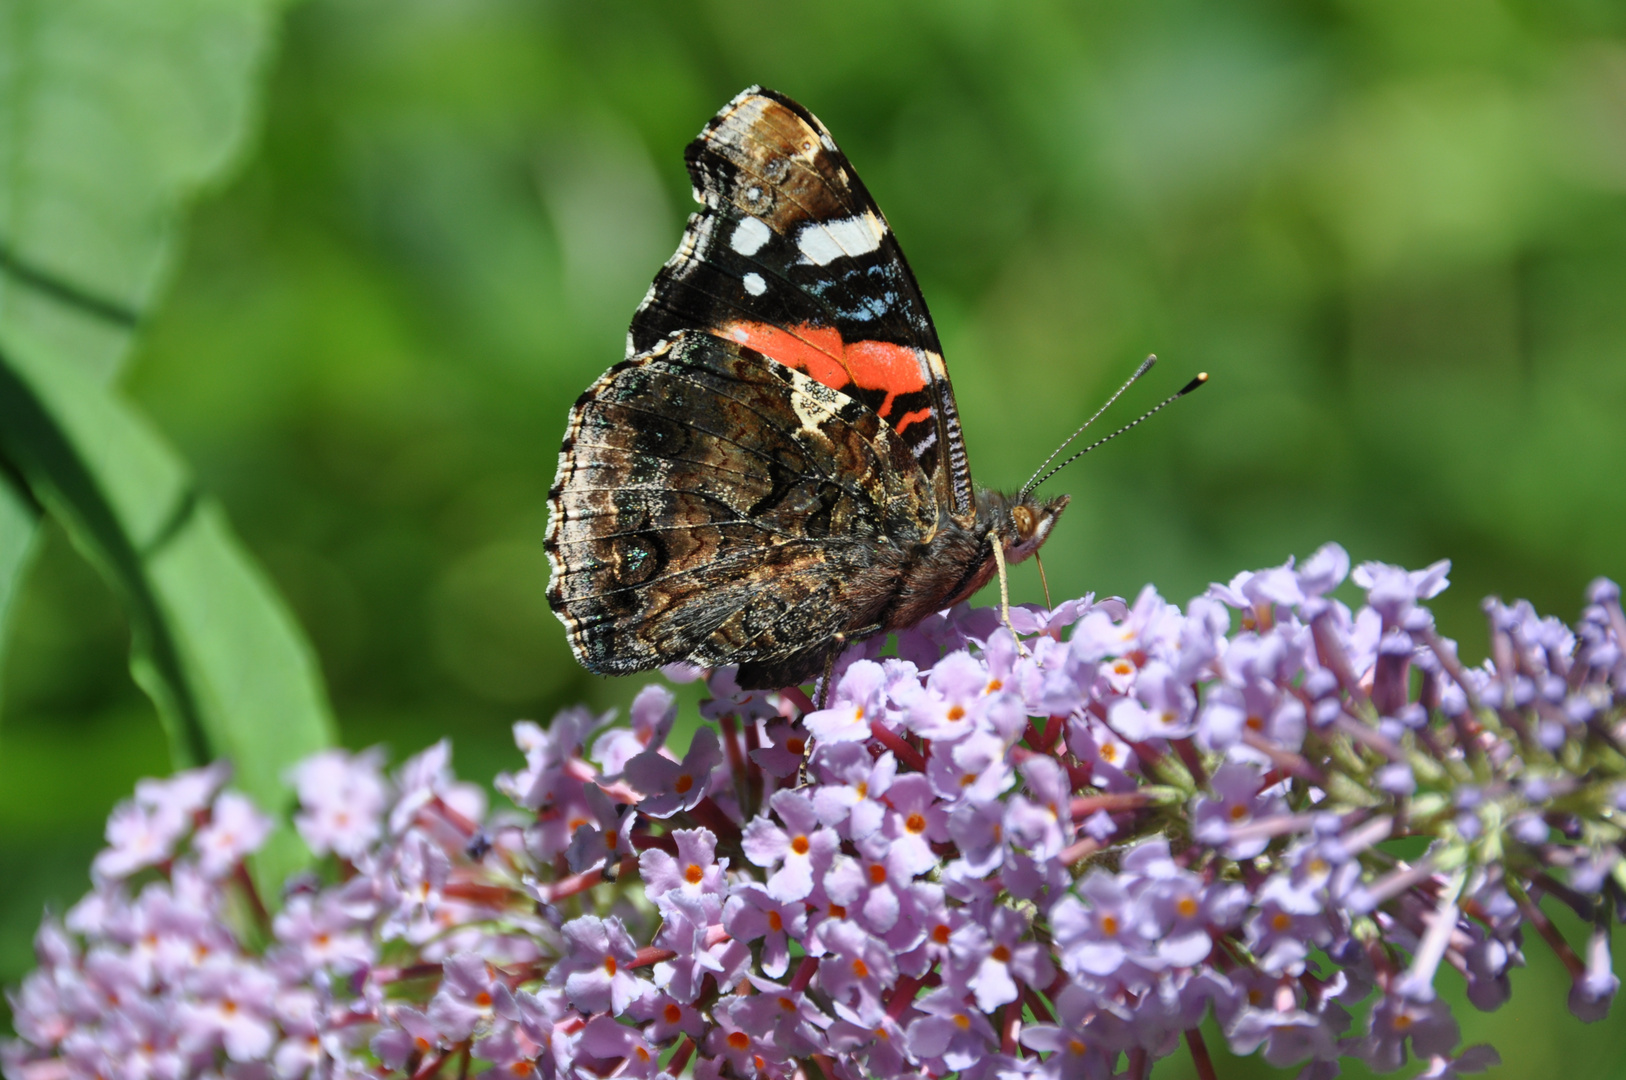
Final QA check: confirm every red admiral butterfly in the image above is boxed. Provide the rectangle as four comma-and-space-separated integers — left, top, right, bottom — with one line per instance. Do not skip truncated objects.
546, 87, 1203, 691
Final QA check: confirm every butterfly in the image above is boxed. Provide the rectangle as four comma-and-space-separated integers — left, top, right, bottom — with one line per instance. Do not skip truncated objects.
546, 87, 1200, 692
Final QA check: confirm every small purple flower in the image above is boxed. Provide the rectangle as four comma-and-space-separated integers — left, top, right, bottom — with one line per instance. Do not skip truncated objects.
591, 683, 676, 778
904, 649, 999, 742
1192, 760, 1285, 860
193, 791, 273, 879
428, 951, 503, 1040
639, 827, 727, 918
650, 893, 742, 1004
905, 986, 998, 1072
178, 958, 280, 1061
750, 719, 810, 778
804, 659, 889, 743
1354, 558, 1451, 631
372, 1006, 444, 1070
810, 743, 895, 840
579, 1015, 660, 1078
723, 882, 806, 978
1107, 660, 1196, 741
742, 790, 840, 903
549, 917, 643, 1016
624, 727, 721, 818
626, 989, 707, 1043
564, 781, 635, 874
813, 918, 896, 1025
288, 748, 388, 859
1050, 869, 1158, 982
948, 904, 1053, 1012
1004, 755, 1074, 859
1350, 996, 1460, 1073
272, 892, 375, 976
92, 798, 188, 882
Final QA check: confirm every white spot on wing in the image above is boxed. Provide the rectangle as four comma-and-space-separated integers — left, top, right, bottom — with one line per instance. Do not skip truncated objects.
742, 272, 766, 296
796, 213, 885, 266
731, 217, 771, 256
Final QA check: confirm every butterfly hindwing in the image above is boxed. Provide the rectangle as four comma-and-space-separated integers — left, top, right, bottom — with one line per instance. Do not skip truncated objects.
629, 87, 975, 518
545, 331, 939, 679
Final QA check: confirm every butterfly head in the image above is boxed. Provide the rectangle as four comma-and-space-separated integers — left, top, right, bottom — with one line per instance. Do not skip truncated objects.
989, 491, 1070, 566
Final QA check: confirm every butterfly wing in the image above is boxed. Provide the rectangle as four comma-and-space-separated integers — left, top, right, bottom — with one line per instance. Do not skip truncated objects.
546, 331, 939, 685
630, 87, 975, 519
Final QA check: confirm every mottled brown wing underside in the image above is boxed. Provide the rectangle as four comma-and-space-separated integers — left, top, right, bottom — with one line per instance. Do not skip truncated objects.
545, 332, 937, 683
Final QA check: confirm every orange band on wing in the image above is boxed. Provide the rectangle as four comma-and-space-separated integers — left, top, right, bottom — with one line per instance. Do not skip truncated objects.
890, 406, 934, 435
720, 322, 849, 390
720, 320, 929, 422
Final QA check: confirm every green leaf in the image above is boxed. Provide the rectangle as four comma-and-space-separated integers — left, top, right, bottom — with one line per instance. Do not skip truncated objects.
0, 0, 329, 889
0, 324, 334, 888
0, 473, 41, 711
0, 0, 282, 385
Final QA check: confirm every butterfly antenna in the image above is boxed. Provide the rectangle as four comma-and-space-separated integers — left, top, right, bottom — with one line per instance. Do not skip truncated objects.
1020, 354, 1158, 498
1025, 372, 1209, 492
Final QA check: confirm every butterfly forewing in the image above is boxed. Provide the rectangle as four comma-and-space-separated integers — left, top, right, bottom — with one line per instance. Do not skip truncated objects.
629, 87, 974, 518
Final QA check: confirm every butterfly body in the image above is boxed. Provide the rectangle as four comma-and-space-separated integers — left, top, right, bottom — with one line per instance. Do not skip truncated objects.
546, 88, 1069, 689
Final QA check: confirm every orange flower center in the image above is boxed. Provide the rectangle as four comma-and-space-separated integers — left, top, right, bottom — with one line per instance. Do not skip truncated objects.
852, 958, 869, 978
791, 834, 810, 856
1100, 914, 1120, 937
990, 944, 1011, 963
727, 1031, 750, 1051
603, 956, 617, 976
905, 812, 927, 834
674, 774, 694, 794
1177, 896, 1199, 918
868, 864, 887, 885
664, 1003, 682, 1024
828, 903, 847, 918
787, 737, 806, 755
952, 1014, 971, 1031
932, 923, 951, 945
947, 705, 966, 721
684, 863, 703, 884
768, 910, 783, 932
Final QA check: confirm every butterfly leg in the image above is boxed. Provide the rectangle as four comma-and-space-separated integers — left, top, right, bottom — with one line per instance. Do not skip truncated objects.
797, 648, 843, 788
990, 535, 1030, 657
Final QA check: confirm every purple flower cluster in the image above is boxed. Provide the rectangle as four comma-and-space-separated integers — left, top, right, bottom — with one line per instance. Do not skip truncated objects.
7, 544, 1626, 1080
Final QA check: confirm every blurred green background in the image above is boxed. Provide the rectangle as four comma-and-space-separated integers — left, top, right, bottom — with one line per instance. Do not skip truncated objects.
5, 0, 1626, 1074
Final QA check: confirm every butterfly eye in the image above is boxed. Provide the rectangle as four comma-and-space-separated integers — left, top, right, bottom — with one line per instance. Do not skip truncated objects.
1011, 504, 1036, 539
